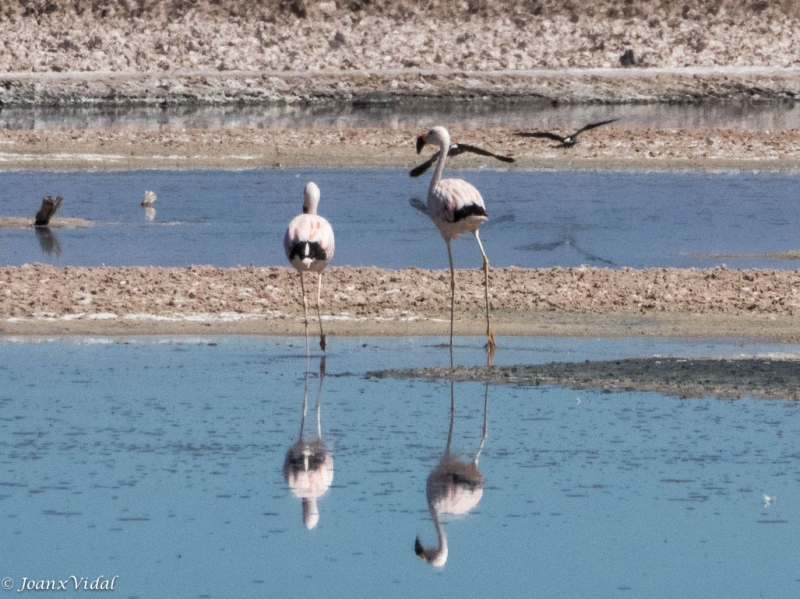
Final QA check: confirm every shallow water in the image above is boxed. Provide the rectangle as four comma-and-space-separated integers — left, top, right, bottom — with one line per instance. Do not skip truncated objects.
2, 168, 800, 270
0, 336, 798, 598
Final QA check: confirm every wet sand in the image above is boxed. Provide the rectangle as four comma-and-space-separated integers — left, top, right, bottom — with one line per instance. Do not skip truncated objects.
369, 355, 800, 400
2, 124, 800, 172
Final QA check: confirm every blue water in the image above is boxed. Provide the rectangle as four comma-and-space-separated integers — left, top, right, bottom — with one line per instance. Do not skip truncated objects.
0, 336, 798, 599
2, 168, 800, 270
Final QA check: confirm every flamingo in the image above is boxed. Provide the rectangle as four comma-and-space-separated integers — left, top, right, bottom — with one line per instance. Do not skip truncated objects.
141, 190, 157, 221
415, 350, 489, 566
283, 355, 333, 530
416, 126, 496, 350
284, 182, 335, 352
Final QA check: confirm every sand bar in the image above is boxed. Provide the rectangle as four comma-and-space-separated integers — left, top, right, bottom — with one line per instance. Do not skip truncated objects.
2, 264, 800, 341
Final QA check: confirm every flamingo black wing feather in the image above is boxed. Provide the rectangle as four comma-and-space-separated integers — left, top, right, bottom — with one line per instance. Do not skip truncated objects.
573, 118, 619, 135
455, 143, 515, 163
409, 152, 440, 178
515, 131, 565, 142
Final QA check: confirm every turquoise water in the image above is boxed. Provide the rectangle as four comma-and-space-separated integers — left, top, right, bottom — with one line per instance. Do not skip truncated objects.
2, 168, 800, 270
1, 336, 798, 598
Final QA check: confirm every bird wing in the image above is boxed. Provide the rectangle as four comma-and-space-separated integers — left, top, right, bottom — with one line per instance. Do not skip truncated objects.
409, 151, 440, 178
574, 118, 619, 135
432, 179, 485, 223
285, 215, 335, 261
410, 144, 514, 177
409, 198, 429, 215
452, 143, 515, 163
514, 131, 566, 142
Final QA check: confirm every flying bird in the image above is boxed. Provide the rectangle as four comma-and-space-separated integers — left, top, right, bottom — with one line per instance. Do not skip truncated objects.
410, 142, 514, 178
515, 118, 619, 148
284, 182, 335, 352
415, 125, 496, 350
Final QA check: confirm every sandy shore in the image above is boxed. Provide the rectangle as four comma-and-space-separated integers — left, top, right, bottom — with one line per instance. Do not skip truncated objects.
2, 122, 800, 172
2, 264, 800, 342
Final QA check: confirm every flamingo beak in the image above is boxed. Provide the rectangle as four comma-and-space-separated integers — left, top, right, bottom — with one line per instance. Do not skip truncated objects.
414, 537, 426, 560
416, 135, 427, 154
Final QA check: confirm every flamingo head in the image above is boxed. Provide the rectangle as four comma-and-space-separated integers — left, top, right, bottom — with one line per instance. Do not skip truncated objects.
302, 182, 321, 215
416, 126, 450, 154
414, 536, 448, 567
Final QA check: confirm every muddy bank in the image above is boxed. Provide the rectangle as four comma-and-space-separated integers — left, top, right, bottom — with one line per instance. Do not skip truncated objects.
2, 123, 800, 172
0, 217, 94, 228
2, 264, 800, 341
2, 67, 799, 108
368, 356, 800, 400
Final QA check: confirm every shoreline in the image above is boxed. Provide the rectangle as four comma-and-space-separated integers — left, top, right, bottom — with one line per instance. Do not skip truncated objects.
2, 67, 800, 108
3, 123, 800, 172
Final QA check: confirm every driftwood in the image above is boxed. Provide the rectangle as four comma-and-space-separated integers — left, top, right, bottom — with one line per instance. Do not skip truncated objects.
33, 195, 63, 227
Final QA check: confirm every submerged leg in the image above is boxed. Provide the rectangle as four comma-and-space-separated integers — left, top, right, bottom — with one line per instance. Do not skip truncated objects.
446, 239, 455, 349
316, 272, 327, 352
474, 230, 496, 351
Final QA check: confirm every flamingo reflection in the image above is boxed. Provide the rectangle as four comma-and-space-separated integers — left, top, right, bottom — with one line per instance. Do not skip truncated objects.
283, 355, 333, 529
141, 190, 156, 221
415, 353, 489, 566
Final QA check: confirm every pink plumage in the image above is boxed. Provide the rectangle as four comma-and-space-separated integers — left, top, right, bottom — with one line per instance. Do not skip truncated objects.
417, 125, 496, 350
428, 178, 488, 239
284, 182, 335, 351
284, 182, 335, 272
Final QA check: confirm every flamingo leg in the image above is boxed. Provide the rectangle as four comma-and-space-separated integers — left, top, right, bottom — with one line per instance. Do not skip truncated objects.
474, 230, 496, 351
299, 271, 309, 349
446, 238, 455, 349
316, 272, 327, 352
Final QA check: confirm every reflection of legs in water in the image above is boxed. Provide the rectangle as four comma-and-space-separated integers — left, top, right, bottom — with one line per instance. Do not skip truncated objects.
315, 356, 326, 438
475, 378, 489, 465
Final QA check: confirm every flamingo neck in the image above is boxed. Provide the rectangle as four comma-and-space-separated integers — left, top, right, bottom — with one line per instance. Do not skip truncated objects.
427, 505, 449, 567
429, 133, 451, 197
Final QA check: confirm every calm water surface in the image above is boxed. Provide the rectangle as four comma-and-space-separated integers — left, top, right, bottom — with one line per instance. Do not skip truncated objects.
2, 168, 800, 270
1, 336, 798, 598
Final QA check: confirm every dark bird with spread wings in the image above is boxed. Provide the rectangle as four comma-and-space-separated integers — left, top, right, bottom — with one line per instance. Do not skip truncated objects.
515, 118, 619, 148
410, 141, 514, 178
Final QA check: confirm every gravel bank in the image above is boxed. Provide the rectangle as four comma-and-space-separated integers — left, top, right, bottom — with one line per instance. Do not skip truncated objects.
2, 264, 800, 341
1, 1, 800, 106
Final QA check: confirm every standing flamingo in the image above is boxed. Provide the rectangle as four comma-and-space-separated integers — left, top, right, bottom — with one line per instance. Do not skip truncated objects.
284, 182, 335, 352
416, 126, 496, 350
